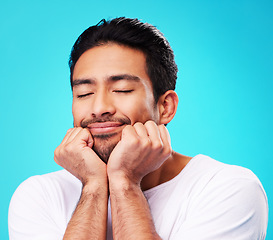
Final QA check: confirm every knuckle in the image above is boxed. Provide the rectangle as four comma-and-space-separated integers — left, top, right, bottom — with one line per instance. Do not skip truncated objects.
53, 154, 58, 163
144, 120, 155, 126
158, 124, 166, 130
64, 143, 74, 153
128, 137, 139, 147
54, 147, 59, 157
142, 138, 151, 148
54, 147, 63, 165
164, 145, 172, 156
82, 128, 90, 134
57, 144, 72, 157
122, 125, 132, 135
134, 122, 143, 127
152, 140, 163, 151
67, 128, 73, 134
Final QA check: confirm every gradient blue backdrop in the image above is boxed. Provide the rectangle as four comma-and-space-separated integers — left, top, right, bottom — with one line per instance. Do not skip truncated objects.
1, 0, 272, 239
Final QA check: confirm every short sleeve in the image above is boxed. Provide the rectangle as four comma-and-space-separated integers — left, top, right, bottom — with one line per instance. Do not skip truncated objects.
172, 167, 268, 240
8, 176, 65, 240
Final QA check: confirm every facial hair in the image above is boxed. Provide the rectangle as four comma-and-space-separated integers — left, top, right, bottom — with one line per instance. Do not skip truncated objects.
92, 134, 118, 163
80, 116, 131, 163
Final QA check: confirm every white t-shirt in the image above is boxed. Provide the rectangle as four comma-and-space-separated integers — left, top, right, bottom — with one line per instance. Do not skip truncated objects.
8, 154, 268, 239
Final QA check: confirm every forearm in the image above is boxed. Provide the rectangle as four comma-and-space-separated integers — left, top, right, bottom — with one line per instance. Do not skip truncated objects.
63, 181, 108, 239
109, 177, 161, 240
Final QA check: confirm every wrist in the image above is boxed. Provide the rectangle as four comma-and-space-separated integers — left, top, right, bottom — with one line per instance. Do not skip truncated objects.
108, 172, 141, 193
82, 177, 109, 195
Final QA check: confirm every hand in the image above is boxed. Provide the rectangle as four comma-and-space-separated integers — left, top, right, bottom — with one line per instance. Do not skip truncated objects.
107, 121, 172, 185
54, 127, 107, 185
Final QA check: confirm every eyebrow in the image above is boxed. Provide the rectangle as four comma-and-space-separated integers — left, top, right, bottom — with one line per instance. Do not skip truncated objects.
72, 74, 141, 88
72, 79, 94, 87
109, 74, 140, 82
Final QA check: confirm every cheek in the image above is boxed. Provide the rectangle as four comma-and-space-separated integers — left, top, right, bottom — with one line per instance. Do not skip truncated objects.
72, 101, 85, 124
118, 97, 158, 124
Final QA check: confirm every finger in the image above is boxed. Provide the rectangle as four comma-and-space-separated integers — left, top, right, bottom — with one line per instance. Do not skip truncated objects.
60, 128, 76, 145
144, 121, 162, 143
72, 128, 94, 148
133, 122, 148, 138
158, 124, 172, 152
64, 127, 83, 144
121, 125, 139, 142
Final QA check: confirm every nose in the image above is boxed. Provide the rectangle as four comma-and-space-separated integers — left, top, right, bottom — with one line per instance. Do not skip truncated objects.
91, 89, 116, 118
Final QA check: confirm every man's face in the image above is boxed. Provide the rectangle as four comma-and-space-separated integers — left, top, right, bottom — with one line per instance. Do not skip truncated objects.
72, 43, 161, 162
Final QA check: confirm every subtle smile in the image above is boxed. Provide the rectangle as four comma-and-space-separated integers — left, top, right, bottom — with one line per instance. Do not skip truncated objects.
87, 122, 125, 135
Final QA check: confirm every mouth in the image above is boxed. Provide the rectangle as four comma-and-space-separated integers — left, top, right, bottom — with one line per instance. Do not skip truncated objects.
87, 122, 126, 135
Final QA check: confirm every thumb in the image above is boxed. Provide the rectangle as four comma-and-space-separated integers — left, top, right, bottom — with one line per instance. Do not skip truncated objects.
75, 128, 94, 148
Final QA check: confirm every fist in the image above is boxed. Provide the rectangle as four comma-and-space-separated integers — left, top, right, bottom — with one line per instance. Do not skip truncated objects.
54, 127, 107, 185
107, 121, 172, 185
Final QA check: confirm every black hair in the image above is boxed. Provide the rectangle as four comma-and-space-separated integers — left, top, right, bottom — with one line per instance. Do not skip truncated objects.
69, 17, 178, 102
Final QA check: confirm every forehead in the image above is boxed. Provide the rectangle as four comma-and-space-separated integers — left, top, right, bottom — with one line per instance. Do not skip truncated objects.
72, 43, 150, 84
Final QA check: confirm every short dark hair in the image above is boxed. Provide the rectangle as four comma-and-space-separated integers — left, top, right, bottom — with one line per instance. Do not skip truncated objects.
69, 17, 178, 102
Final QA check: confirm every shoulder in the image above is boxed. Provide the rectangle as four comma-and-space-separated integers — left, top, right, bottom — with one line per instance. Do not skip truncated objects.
161, 154, 268, 239
184, 155, 268, 238
11, 170, 81, 198
9, 170, 82, 238
9, 170, 82, 218
185, 154, 264, 184
185, 154, 267, 206
198, 155, 266, 195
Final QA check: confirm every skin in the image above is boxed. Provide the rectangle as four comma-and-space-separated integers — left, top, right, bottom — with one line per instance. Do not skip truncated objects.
54, 43, 191, 239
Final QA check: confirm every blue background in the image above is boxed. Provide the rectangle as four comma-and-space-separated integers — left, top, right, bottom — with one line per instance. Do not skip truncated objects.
0, 0, 272, 239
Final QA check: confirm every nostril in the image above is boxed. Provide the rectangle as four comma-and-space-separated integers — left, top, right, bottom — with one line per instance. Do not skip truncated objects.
91, 111, 114, 119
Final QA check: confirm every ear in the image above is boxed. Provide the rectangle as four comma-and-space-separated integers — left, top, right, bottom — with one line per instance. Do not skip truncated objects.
157, 90, 179, 125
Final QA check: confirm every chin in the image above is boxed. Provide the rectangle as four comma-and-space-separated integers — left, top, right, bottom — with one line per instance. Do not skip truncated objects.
92, 133, 121, 163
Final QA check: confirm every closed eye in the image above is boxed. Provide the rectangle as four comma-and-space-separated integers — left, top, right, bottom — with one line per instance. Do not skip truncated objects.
77, 92, 94, 98
113, 90, 134, 93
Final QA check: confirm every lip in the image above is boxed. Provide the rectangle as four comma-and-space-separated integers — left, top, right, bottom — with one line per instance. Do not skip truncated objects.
87, 122, 125, 135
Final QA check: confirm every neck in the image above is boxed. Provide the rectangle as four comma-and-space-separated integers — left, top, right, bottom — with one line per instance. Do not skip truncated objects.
140, 151, 192, 191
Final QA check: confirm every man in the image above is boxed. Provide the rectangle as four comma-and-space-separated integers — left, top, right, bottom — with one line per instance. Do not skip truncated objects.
9, 17, 268, 239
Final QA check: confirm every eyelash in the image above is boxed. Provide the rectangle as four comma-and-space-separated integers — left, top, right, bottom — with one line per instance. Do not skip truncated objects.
77, 90, 133, 98
113, 90, 134, 93
77, 93, 93, 98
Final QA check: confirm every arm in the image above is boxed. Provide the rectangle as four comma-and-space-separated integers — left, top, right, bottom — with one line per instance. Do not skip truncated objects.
109, 177, 159, 239
107, 121, 171, 239
63, 181, 108, 239
54, 128, 108, 239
